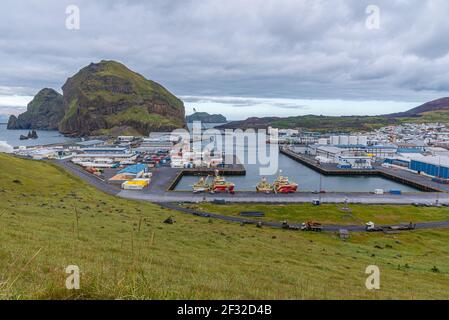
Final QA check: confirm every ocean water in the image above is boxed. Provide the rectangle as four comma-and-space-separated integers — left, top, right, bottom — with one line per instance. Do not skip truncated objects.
0, 123, 77, 147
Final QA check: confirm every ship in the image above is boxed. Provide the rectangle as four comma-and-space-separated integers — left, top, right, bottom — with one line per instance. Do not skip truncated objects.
273, 174, 298, 193
256, 177, 274, 193
210, 170, 235, 194
192, 176, 210, 193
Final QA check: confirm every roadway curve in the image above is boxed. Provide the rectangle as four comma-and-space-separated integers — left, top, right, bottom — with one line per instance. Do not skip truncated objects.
52, 160, 449, 232
157, 202, 449, 232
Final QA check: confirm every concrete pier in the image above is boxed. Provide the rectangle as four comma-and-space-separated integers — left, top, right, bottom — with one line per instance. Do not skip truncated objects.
280, 147, 446, 192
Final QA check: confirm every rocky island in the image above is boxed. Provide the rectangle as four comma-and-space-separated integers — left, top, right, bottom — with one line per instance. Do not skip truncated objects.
19, 130, 39, 140
7, 88, 64, 130
7, 60, 186, 137
186, 112, 227, 123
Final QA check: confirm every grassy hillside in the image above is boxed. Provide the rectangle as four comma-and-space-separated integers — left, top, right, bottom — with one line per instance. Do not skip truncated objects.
59, 60, 185, 136
221, 110, 449, 132
401, 111, 449, 123
1, 153, 449, 299
271, 115, 399, 132
183, 203, 449, 226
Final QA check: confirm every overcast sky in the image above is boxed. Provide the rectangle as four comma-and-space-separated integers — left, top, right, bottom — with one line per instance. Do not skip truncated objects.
1, 0, 449, 119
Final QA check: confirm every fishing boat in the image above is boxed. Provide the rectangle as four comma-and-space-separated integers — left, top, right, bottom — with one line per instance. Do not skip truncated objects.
192, 176, 210, 193
256, 177, 274, 193
210, 170, 235, 194
273, 174, 298, 193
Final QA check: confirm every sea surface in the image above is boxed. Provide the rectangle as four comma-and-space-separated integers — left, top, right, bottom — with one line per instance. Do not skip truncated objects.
0, 123, 77, 147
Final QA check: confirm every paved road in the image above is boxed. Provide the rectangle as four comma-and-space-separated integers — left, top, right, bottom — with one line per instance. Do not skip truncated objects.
158, 202, 449, 232
119, 188, 449, 205
53, 157, 449, 205
52, 160, 449, 232
51, 160, 121, 196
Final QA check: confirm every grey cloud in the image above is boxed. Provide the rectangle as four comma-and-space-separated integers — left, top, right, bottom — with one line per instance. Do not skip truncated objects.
0, 0, 449, 109
181, 95, 308, 110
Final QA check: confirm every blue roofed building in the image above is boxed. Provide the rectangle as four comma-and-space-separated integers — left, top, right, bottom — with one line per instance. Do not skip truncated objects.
118, 163, 148, 175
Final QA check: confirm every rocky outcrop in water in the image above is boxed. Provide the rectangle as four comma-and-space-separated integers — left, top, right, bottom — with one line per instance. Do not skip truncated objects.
19, 130, 38, 140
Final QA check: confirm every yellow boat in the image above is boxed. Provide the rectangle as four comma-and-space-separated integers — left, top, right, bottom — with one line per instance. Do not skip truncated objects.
192, 176, 210, 193
256, 177, 274, 193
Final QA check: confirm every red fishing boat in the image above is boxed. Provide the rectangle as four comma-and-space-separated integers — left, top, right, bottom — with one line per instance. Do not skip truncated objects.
273, 175, 298, 193
210, 170, 235, 194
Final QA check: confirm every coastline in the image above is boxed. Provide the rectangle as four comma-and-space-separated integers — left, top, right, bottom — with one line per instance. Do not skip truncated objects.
0, 123, 78, 147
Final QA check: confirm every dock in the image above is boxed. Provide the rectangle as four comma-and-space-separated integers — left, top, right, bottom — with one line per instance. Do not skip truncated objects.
280, 147, 446, 192
165, 155, 246, 191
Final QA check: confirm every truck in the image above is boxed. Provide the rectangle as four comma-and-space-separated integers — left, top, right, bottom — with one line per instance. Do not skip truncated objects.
301, 221, 323, 232
384, 223, 416, 231
281, 221, 301, 231
366, 221, 416, 232
374, 189, 384, 195
365, 221, 384, 232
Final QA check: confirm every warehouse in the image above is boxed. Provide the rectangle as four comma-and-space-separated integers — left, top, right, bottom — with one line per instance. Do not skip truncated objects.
409, 155, 449, 179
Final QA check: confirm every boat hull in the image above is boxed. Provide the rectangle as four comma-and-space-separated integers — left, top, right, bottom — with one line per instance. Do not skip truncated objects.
275, 184, 298, 194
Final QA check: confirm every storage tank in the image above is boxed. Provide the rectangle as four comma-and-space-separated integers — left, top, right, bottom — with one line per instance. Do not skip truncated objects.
358, 136, 368, 146
330, 136, 339, 145
318, 138, 328, 145
339, 135, 349, 145
348, 136, 358, 145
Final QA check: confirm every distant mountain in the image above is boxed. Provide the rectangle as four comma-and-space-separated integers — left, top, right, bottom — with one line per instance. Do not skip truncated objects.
7, 88, 64, 130
387, 97, 449, 118
186, 112, 227, 123
218, 97, 449, 132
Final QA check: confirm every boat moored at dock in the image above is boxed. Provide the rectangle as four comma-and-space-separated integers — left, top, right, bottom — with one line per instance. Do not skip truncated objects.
256, 177, 274, 193
210, 170, 235, 194
273, 175, 298, 193
192, 176, 211, 193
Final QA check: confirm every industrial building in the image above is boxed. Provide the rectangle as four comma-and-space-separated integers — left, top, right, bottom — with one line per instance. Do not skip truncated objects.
409, 155, 449, 180
306, 145, 373, 169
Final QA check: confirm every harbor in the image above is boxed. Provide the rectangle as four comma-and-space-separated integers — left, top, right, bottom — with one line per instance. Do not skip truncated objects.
280, 147, 445, 192
7, 122, 449, 202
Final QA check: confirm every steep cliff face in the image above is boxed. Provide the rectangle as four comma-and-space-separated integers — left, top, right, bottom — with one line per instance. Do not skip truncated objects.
7, 88, 64, 130
58, 60, 185, 136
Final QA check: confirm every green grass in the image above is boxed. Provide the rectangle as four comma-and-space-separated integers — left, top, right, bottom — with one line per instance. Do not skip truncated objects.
1, 153, 449, 299
183, 203, 449, 226
88, 60, 184, 110
106, 106, 182, 129
271, 115, 399, 132
61, 98, 78, 123
235, 111, 449, 132
401, 111, 449, 123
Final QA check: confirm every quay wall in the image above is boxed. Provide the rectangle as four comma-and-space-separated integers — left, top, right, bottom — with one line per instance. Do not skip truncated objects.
280, 147, 441, 192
